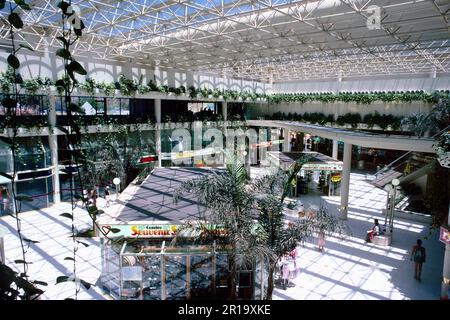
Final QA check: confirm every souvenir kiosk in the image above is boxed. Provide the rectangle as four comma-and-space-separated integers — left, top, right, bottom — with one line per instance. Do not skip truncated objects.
267, 151, 343, 196
98, 167, 267, 300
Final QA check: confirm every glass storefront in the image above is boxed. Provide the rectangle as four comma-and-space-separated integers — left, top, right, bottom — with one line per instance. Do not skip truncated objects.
101, 240, 267, 300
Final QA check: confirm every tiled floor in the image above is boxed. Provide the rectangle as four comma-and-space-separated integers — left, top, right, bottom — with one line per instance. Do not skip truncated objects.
273, 173, 445, 300
0, 172, 446, 300
0, 202, 108, 300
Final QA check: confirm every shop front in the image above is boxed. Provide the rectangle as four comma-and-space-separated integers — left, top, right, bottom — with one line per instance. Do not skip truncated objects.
98, 167, 268, 300
267, 151, 343, 196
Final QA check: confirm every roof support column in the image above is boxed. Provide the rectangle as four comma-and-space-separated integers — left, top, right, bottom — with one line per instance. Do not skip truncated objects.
155, 99, 162, 167
340, 142, 352, 220
332, 140, 339, 160
49, 95, 60, 204
283, 129, 290, 152
221, 101, 227, 122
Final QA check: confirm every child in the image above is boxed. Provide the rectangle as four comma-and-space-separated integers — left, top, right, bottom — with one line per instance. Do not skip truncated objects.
281, 253, 290, 290
318, 229, 326, 251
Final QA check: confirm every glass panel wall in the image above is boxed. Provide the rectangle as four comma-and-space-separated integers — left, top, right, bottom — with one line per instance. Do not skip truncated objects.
101, 240, 265, 300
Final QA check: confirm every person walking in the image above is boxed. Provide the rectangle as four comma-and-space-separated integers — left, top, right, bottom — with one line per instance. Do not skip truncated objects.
0, 186, 10, 215
411, 239, 426, 282
318, 228, 326, 251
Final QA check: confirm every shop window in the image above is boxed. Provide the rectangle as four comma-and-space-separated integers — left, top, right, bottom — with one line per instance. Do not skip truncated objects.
16, 177, 52, 212
190, 255, 212, 299
164, 255, 187, 300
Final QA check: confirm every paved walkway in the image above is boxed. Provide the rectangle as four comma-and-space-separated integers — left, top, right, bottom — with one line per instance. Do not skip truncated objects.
0, 172, 445, 300
273, 173, 445, 300
0, 202, 108, 300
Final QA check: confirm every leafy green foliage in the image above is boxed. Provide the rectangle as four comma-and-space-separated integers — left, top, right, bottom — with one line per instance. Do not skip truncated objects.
23, 238, 39, 244
268, 91, 439, 104
0, 263, 44, 300
14, 0, 31, 10
7, 54, 20, 69
15, 194, 33, 202
175, 157, 272, 298
8, 12, 23, 29
18, 43, 34, 51
270, 111, 403, 130
401, 113, 432, 137
60, 213, 73, 219
56, 48, 72, 60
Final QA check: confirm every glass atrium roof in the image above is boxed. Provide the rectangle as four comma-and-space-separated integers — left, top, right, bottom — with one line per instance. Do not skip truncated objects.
0, 0, 449, 82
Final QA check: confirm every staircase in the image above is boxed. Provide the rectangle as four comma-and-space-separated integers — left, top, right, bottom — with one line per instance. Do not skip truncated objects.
369, 152, 436, 189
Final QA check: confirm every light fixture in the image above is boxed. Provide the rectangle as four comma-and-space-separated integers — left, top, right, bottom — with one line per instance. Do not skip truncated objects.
391, 178, 400, 186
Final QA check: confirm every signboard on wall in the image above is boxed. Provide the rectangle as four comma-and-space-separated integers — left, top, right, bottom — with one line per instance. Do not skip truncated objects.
302, 163, 343, 171
440, 226, 450, 245
161, 147, 222, 160
99, 224, 225, 238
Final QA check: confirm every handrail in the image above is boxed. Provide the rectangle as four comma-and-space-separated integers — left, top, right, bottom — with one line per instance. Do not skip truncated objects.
375, 151, 413, 176
431, 124, 450, 138
374, 124, 450, 177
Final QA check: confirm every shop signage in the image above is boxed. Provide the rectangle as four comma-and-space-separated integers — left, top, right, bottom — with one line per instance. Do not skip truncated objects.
440, 226, 450, 245
331, 174, 341, 183
302, 163, 343, 171
138, 155, 158, 164
161, 147, 222, 160
251, 139, 284, 149
99, 224, 225, 238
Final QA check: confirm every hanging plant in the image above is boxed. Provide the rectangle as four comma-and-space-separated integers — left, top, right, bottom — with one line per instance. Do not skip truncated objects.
147, 80, 158, 91
434, 131, 450, 168
118, 74, 137, 96
137, 84, 150, 95
22, 78, 41, 95
0, 66, 15, 93
98, 81, 115, 96
80, 77, 96, 95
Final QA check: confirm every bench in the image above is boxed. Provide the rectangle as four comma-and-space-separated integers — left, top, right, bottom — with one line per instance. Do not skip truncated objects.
372, 234, 392, 246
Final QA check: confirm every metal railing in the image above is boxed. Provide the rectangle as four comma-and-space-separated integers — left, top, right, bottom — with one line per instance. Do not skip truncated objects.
373, 124, 450, 178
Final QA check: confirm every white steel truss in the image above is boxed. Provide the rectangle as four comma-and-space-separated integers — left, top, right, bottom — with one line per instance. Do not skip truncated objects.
0, 0, 449, 82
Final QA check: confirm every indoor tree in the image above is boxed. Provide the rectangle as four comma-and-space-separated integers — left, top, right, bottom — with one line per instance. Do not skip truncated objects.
175, 156, 273, 299
251, 158, 347, 299
175, 155, 347, 300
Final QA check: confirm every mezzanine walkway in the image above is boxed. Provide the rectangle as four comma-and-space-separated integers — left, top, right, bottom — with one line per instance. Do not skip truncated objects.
247, 120, 435, 153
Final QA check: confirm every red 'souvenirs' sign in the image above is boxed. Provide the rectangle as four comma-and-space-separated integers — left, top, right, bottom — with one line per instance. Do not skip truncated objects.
139, 155, 158, 164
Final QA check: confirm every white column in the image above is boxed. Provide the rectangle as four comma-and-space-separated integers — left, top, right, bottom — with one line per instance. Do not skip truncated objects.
258, 128, 267, 165
270, 129, 280, 151
441, 205, 450, 300
221, 101, 227, 122
283, 129, 290, 152
154, 99, 162, 167
340, 142, 352, 220
332, 140, 339, 160
48, 95, 60, 204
